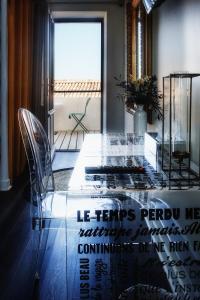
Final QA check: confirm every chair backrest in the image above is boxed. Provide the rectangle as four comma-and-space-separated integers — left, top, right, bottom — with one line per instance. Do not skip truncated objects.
83, 97, 91, 115
18, 108, 54, 204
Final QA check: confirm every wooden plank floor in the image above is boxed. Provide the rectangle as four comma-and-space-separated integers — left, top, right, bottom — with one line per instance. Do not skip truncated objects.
54, 130, 99, 151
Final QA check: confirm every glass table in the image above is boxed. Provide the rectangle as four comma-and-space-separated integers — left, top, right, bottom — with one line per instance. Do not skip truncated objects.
36, 133, 200, 299
69, 133, 200, 191
41, 190, 200, 300
69, 133, 167, 191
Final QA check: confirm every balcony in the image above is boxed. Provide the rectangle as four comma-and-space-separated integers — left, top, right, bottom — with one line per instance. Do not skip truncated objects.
54, 80, 101, 150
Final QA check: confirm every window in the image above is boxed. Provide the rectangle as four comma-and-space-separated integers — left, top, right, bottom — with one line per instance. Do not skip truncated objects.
127, 2, 152, 79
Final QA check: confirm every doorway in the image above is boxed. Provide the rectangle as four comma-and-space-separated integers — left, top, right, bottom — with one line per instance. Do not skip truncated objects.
53, 20, 103, 150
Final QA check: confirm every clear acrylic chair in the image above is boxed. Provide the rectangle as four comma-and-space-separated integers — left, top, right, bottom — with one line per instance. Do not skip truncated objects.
18, 108, 123, 296
68, 97, 91, 149
18, 109, 100, 293
18, 108, 54, 202
18, 108, 68, 277
18, 108, 69, 214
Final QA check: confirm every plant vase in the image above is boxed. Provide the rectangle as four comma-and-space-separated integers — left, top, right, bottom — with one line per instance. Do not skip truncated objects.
134, 105, 147, 137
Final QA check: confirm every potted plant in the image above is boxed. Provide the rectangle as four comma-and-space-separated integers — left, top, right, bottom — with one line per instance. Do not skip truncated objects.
115, 75, 163, 136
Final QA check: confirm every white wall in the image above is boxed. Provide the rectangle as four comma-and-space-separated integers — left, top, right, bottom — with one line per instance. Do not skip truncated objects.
54, 96, 101, 131
153, 0, 200, 77
152, 0, 200, 164
49, 1, 125, 133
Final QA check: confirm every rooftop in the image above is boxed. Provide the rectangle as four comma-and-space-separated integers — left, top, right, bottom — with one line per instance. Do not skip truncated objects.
54, 80, 101, 97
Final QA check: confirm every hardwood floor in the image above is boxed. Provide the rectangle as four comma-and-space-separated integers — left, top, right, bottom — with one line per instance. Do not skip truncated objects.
54, 130, 99, 151
0, 173, 39, 300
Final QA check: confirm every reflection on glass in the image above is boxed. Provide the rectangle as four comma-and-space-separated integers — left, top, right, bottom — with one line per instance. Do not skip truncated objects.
171, 75, 190, 159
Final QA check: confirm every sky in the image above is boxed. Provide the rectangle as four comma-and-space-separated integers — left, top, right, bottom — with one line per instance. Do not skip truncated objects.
54, 23, 101, 81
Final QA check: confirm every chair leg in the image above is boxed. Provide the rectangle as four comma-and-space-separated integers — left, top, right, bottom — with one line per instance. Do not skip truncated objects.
68, 114, 89, 149
73, 115, 89, 133
67, 128, 75, 150
67, 115, 82, 149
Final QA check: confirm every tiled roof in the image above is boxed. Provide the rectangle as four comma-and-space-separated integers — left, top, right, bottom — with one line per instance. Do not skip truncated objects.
54, 80, 101, 97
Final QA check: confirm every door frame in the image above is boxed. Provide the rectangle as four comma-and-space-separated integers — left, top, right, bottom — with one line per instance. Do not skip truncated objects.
52, 15, 105, 134
48, 12, 55, 151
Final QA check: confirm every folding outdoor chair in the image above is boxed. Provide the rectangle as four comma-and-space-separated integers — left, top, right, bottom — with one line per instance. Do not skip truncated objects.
68, 97, 91, 149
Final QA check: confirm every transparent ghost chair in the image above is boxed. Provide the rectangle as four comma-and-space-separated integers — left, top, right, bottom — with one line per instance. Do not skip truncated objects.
18, 109, 55, 202
18, 108, 123, 296
18, 107, 70, 218
18, 108, 68, 279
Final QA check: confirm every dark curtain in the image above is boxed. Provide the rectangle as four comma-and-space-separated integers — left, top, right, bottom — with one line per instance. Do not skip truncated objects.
8, 0, 33, 181
8, 0, 47, 182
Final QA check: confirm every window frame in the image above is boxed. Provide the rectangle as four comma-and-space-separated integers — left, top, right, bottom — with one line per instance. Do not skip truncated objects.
127, 2, 152, 80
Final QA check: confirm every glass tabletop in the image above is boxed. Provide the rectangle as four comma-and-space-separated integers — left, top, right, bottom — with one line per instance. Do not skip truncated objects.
40, 190, 200, 300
